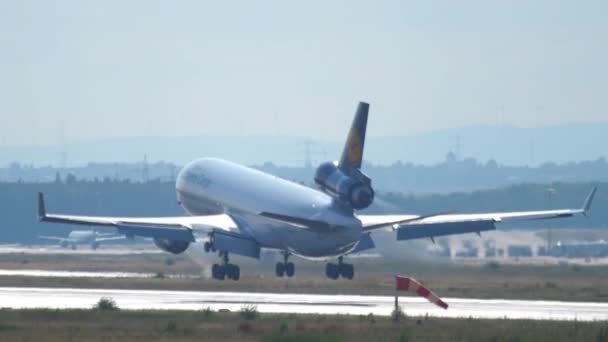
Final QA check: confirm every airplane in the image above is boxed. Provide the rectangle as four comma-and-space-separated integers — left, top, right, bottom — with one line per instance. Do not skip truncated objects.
39, 230, 124, 250
37, 102, 597, 281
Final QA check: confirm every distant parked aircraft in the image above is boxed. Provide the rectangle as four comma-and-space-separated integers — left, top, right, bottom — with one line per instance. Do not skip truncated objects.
39, 230, 124, 250
37, 102, 597, 281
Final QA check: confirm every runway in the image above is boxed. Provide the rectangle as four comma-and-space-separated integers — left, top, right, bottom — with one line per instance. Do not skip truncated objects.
2, 287, 607, 321
0, 244, 160, 255
0, 269, 155, 278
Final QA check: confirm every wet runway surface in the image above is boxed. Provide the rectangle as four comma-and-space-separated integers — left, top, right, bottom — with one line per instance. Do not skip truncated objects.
0, 244, 160, 255
0, 269, 155, 278
2, 287, 607, 321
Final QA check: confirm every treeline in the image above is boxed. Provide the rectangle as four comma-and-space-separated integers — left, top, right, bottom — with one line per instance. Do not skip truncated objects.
2, 156, 608, 193
259, 156, 608, 193
0, 180, 181, 244
374, 182, 605, 229
0, 179, 605, 243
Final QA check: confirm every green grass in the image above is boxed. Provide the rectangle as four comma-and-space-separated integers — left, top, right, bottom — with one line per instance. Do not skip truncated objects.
0, 308, 605, 342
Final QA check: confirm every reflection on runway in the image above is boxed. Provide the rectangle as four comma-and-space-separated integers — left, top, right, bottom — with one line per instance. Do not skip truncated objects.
0, 244, 160, 255
1, 287, 607, 321
0, 269, 155, 278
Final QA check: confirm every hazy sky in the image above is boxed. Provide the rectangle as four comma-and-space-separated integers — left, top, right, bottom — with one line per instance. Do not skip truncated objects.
1, 1, 607, 146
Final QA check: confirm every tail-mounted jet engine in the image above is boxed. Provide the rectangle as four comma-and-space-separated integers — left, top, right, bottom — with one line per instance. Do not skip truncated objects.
314, 161, 374, 210
153, 238, 190, 254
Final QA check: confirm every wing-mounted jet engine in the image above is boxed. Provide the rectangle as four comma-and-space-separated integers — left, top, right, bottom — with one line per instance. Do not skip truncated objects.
314, 102, 374, 210
153, 238, 190, 254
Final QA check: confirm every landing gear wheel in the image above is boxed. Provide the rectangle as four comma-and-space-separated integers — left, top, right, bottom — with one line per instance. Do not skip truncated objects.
232, 265, 240, 281
226, 264, 234, 279
340, 263, 354, 280
275, 262, 285, 277
204, 242, 211, 253
212, 263, 226, 280
225, 264, 240, 281
217, 265, 226, 280
285, 262, 295, 277
325, 263, 339, 280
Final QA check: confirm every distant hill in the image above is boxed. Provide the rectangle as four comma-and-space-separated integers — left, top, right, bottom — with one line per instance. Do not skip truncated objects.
1, 122, 606, 167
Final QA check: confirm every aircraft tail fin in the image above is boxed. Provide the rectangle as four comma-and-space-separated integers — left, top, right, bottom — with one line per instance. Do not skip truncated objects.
338, 102, 369, 170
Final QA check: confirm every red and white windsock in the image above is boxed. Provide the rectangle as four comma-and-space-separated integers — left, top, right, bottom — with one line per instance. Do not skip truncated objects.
395, 275, 448, 310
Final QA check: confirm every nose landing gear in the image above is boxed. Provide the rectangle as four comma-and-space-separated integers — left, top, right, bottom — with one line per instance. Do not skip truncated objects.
203, 240, 216, 253
203, 232, 218, 253
325, 256, 354, 280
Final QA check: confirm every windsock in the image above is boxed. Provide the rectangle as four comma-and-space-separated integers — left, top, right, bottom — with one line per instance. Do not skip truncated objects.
395, 275, 448, 309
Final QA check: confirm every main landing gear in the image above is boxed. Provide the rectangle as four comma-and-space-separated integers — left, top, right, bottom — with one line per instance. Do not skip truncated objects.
204, 234, 240, 281
275, 252, 295, 278
325, 256, 354, 280
211, 251, 240, 281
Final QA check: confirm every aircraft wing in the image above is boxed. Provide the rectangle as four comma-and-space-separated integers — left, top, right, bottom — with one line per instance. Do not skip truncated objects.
37, 193, 236, 242
96, 232, 121, 237
95, 235, 127, 242
38, 235, 65, 241
358, 187, 597, 240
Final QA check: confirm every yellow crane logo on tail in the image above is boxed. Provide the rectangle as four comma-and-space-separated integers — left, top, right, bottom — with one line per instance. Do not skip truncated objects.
347, 128, 363, 167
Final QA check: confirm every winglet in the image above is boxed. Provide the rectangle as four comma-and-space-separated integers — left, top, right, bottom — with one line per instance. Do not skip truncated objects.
37, 192, 46, 220
582, 187, 597, 215
338, 102, 369, 170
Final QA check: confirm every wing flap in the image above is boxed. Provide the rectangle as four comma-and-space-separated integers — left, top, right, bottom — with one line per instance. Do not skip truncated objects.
396, 220, 496, 241
95, 235, 126, 242
212, 229, 260, 259
116, 224, 195, 242
38, 235, 64, 241
360, 213, 451, 232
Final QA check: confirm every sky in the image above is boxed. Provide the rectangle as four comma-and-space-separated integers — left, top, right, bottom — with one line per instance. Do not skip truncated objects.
0, 0, 607, 146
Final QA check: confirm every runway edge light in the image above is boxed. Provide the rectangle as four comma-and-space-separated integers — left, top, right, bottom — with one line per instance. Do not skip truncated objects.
395, 275, 448, 310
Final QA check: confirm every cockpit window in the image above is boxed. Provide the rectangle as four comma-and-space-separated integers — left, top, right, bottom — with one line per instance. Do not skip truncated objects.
185, 170, 211, 188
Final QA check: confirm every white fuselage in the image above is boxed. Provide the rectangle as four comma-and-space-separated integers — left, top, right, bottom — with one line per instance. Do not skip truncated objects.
67, 230, 96, 244
175, 158, 362, 258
